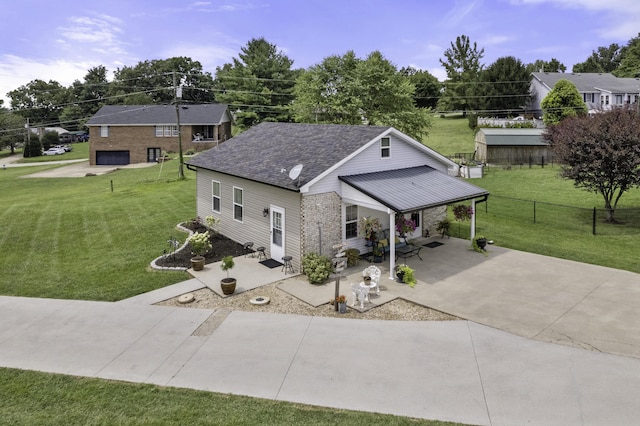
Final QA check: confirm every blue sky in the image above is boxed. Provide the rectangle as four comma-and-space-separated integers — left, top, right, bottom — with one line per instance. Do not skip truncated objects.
1, 0, 639, 105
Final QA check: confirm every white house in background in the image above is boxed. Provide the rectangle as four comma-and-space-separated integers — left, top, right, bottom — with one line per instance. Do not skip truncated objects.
530, 72, 640, 116
186, 122, 489, 276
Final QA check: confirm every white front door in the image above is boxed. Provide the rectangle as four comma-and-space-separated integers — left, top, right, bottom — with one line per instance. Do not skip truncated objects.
270, 206, 285, 261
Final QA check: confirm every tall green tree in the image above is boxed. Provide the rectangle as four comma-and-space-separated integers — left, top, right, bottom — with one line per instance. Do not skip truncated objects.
109, 57, 215, 104
292, 51, 432, 140
614, 33, 640, 77
479, 56, 531, 116
526, 58, 567, 73
438, 35, 485, 115
543, 106, 640, 222
573, 44, 625, 73
292, 51, 361, 124
8, 79, 71, 126
61, 66, 110, 131
540, 79, 587, 125
0, 110, 25, 154
214, 38, 297, 129
400, 67, 441, 109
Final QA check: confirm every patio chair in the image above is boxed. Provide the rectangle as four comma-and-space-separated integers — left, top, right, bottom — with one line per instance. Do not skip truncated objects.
362, 265, 381, 295
350, 282, 370, 309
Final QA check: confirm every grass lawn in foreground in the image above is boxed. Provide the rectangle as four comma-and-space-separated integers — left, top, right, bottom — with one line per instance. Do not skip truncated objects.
0, 368, 462, 426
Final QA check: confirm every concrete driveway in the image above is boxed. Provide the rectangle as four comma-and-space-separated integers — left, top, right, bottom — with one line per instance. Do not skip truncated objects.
15, 159, 156, 178
183, 236, 640, 359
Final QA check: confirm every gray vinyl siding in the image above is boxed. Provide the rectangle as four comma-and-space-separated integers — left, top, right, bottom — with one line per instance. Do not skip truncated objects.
196, 169, 303, 270
307, 135, 448, 195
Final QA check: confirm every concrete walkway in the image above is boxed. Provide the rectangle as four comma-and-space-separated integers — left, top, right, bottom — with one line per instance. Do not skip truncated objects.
2, 240, 640, 425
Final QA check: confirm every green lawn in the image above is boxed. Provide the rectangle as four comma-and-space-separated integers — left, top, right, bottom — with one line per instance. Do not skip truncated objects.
1, 142, 90, 163
0, 159, 193, 300
0, 368, 460, 426
423, 114, 475, 157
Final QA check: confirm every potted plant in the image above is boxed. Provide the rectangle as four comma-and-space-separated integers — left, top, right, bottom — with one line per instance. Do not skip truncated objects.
472, 235, 489, 255
336, 295, 347, 313
345, 248, 360, 267
358, 216, 382, 245
187, 231, 212, 271
220, 255, 237, 294
395, 216, 416, 239
436, 218, 451, 238
395, 264, 416, 287
372, 245, 383, 263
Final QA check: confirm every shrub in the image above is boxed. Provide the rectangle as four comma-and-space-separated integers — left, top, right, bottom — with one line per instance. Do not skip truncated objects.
301, 252, 332, 284
205, 215, 220, 234
187, 231, 212, 257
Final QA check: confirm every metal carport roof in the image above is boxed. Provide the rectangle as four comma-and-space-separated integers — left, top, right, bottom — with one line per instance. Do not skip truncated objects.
338, 165, 489, 213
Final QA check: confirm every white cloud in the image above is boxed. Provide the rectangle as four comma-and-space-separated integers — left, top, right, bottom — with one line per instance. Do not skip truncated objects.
0, 55, 93, 105
159, 42, 238, 72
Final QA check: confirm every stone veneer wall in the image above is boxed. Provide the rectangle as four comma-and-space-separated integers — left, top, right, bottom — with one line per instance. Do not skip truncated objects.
421, 205, 447, 237
300, 192, 342, 258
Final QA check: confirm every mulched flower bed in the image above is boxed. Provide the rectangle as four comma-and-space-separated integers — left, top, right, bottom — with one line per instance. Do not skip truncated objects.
154, 220, 247, 269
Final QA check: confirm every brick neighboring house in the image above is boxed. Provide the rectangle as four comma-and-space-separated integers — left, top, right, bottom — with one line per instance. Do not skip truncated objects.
187, 122, 489, 275
86, 104, 232, 165
530, 72, 640, 116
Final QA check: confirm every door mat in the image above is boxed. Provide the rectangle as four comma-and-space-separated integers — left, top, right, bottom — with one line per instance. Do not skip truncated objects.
260, 259, 283, 269
423, 241, 444, 248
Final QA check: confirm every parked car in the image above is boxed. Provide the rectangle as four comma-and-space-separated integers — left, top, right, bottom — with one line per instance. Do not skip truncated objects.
76, 133, 89, 142
43, 147, 65, 156
55, 144, 72, 152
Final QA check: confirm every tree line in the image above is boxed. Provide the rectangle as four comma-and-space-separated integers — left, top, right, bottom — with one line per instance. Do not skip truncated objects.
1, 33, 640, 151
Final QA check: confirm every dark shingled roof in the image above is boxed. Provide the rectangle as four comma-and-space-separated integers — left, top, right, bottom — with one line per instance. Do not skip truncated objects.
187, 122, 392, 191
86, 104, 229, 126
339, 166, 489, 213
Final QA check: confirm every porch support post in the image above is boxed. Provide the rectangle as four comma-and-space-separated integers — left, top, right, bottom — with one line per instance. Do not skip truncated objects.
389, 210, 396, 279
470, 198, 477, 240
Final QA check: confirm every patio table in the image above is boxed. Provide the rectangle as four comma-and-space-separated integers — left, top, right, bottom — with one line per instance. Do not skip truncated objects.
395, 244, 423, 262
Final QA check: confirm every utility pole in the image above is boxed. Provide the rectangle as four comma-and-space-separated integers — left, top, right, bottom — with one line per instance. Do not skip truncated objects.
174, 71, 185, 179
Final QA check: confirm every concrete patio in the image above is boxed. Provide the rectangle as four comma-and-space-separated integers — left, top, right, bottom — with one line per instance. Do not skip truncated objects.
175, 236, 640, 359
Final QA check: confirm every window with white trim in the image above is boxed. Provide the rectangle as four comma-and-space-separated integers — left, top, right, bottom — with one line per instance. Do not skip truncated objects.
163, 125, 171, 137
155, 126, 163, 137
345, 205, 358, 239
615, 95, 623, 104
233, 187, 243, 222
100, 126, 109, 137
171, 125, 178, 137
380, 137, 390, 158
211, 180, 221, 213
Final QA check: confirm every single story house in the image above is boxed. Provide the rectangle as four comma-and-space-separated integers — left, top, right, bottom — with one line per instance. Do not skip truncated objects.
86, 104, 232, 165
530, 72, 640, 116
475, 128, 550, 165
187, 122, 489, 275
